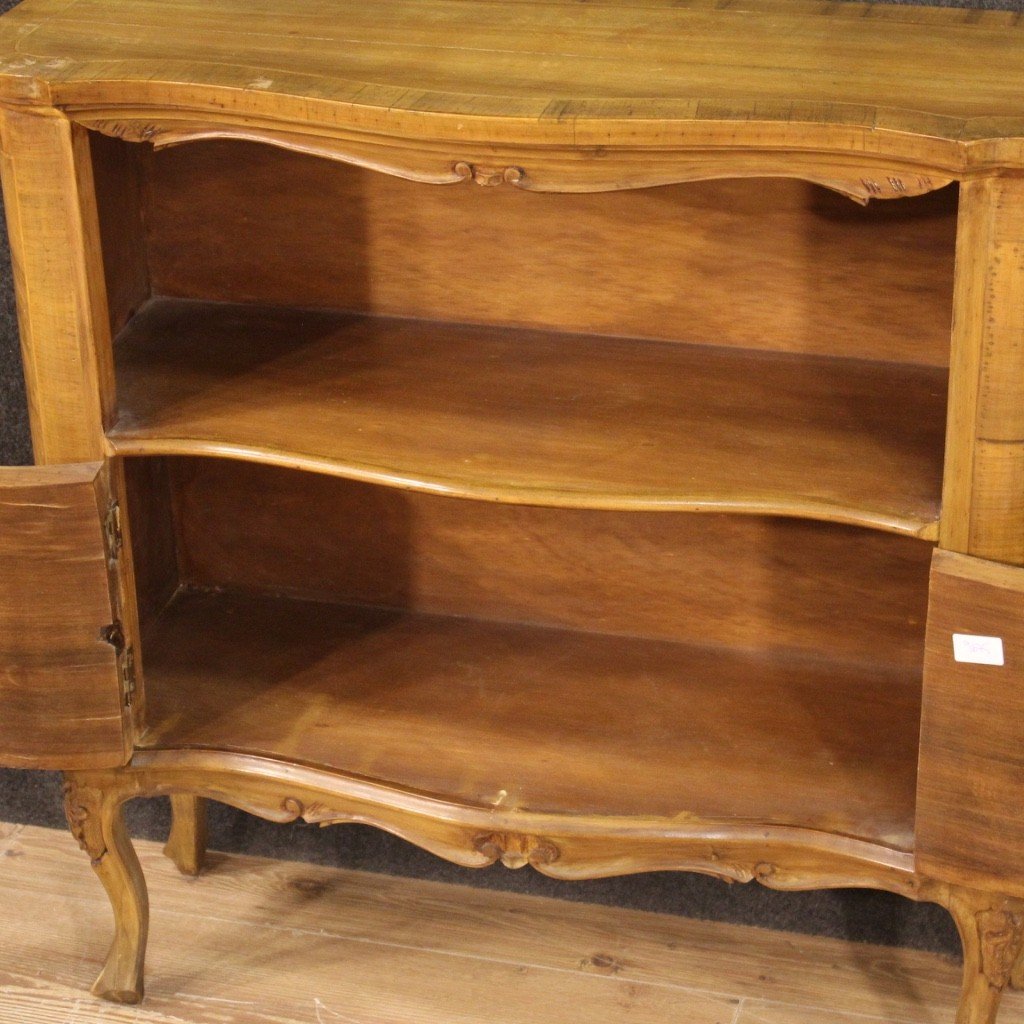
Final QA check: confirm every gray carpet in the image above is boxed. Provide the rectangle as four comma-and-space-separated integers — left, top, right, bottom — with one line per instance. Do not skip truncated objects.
3, 0, 1017, 959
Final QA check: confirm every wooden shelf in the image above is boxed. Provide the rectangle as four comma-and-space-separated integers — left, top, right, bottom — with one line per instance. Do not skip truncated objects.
138, 587, 921, 851
110, 298, 947, 535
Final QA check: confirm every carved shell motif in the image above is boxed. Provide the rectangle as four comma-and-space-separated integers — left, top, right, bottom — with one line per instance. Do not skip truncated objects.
453, 161, 525, 187
978, 909, 1024, 988
279, 797, 334, 823
473, 832, 560, 870
61, 778, 107, 864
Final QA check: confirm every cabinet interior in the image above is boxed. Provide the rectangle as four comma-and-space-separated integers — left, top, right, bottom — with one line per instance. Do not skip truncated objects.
126, 137, 959, 366
96, 135, 958, 535
95, 134, 960, 368
125, 456, 931, 847
95, 133, 958, 848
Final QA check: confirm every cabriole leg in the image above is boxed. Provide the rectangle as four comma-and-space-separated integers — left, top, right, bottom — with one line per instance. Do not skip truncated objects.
62, 773, 149, 1004
164, 794, 208, 876
946, 886, 1024, 1024
1012, 947, 1024, 990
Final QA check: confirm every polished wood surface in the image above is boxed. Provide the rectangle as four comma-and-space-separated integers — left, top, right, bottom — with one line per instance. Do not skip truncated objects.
0, 107, 114, 464
137, 586, 921, 849
109, 298, 947, 535
89, 132, 150, 338
10, 823, 1021, 1024
3, 0, 1024, 1018
162, 795, 206, 877
103, 747, 933, 894
122, 456, 177, 633
0, 464, 127, 769
63, 776, 148, 1003
1, 0, 1022, 126
144, 143, 958, 367
1, 0, 1023, 185
164, 458, 932, 670
942, 177, 1024, 566
918, 551, 1024, 898
946, 886, 1024, 1024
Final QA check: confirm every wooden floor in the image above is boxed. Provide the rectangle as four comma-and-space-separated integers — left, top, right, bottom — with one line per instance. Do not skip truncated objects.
2, 822, 1024, 1024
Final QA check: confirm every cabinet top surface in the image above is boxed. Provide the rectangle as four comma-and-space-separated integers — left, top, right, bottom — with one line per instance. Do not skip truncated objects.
0, 0, 1023, 149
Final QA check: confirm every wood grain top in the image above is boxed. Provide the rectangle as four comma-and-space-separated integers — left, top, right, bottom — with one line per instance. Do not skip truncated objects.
0, 0, 1023, 160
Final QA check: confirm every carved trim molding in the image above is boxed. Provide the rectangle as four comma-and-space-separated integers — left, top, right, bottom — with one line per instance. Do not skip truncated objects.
453, 161, 524, 187
68, 109, 959, 200
281, 796, 326, 822
71, 750, 934, 899
62, 775, 107, 865
473, 831, 560, 869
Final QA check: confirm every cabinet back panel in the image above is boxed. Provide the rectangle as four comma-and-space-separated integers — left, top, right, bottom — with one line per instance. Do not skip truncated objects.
161, 458, 931, 670
141, 140, 957, 366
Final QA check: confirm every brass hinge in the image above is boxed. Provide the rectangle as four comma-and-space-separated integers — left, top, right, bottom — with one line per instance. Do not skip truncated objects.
120, 645, 137, 708
101, 622, 136, 708
103, 500, 122, 562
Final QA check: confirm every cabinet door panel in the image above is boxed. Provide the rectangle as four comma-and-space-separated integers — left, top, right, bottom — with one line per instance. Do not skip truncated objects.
917, 549, 1024, 895
0, 464, 129, 768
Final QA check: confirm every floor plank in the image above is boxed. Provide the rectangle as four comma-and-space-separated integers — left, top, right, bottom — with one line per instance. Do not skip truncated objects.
0, 821, 20, 851
1, 823, 1022, 1024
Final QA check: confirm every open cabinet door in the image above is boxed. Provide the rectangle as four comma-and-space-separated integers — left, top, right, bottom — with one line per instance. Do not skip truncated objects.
917, 549, 1024, 896
0, 462, 131, 769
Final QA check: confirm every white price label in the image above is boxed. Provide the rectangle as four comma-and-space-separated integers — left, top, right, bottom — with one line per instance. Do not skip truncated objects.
952, 633, 1005, 666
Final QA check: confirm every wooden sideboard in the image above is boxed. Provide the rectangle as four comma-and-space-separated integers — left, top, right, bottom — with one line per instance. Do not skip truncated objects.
2, 1, 1024, 1019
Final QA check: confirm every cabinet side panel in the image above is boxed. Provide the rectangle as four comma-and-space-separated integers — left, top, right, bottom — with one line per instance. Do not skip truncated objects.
941, 176, 1024, 564
123, 457, 180, 631
90, 132, 151, 337
0, 464, 128, 769
143, 140, 957, 365
0, 108, 113, 463
917, 549, 1024, 896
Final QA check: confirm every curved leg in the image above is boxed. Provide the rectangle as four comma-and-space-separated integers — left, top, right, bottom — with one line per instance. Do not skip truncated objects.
63, 773, 149, 1004
1012, 948, 1024, 990
164, 795, 208, 876
946, 886, 1024, 1024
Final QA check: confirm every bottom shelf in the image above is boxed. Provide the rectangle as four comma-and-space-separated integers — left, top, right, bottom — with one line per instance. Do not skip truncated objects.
138, 588, 920, 850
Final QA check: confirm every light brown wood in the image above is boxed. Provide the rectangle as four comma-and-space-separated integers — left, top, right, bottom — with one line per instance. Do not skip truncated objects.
13, 824, 1018, 1024
946, 887, 1024, 1024
1, 0, 1024, 184
0, 463, 129, 769
109, 298, 948, 536
95, 748, 933, 897
941, 176, 1024, 565
163, 795, 206, 876
122, 456, 178, 633
162, 457, 932, 669
143, 143, 958, 366
0, 106, 113, 463
136, 586, 922, 849
89, 132, 151, 337
4, 1, 1024, 1019
917, 551, 1024, 898
62, 776, 148, 1004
